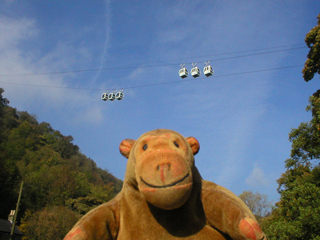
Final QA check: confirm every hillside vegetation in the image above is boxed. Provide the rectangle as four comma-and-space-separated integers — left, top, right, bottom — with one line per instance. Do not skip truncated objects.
0, 88, 122, 239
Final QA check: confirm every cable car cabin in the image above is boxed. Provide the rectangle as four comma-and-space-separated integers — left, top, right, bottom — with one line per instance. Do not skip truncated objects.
179, 68, 188, 78
203, 65, 214, 77
115, 91, 124, 100
108, 93, 116, 101
191, 67, 200, 78
101, 93, 108, 101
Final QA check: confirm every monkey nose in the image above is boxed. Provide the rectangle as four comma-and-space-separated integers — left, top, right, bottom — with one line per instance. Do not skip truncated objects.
157, 163, 171, 183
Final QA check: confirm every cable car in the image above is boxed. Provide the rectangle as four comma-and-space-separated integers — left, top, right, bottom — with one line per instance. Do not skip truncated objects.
179, 67, 188, 78
203, 65, 214, 77
115, 91, 124, 100
191, 66, 200, 78
101, 92, 108, 101
108, 92, 115, 101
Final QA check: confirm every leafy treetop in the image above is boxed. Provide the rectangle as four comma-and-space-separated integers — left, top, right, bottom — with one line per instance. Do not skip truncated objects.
303, 14, 320, 82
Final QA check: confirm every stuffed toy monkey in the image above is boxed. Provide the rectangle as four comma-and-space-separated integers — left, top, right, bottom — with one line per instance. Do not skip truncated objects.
65, 129, 267, 240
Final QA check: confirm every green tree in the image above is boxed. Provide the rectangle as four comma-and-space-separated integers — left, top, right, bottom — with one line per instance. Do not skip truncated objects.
0, 88, 123, 229
282, 91, 320, 177
265, 182, 320, 240
287, 91, 320, 165
66, 196, 104, 215
303, 13, 320, 82
0, 88, 9, 124
51, 131, 79, 159
0, 153, 20, 218
66, 182, 117, 214
0, 88, 8, 105
264, 92, 320, 239
0, 88, 20, 218
0, 88, 9, 135
19, 206, 80, 240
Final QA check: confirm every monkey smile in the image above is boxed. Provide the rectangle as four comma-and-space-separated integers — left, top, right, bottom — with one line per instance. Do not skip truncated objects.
140, 173, 190, 188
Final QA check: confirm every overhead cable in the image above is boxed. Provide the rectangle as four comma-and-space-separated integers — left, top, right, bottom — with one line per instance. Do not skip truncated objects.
0, 45, 305, 77
0, 65, 303, 91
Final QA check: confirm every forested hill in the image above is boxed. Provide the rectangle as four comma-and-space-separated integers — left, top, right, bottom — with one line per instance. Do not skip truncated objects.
0, 88, 122, 238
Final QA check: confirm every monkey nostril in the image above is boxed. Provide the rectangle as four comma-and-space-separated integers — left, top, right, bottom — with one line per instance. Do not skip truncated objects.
157, 164, 171, 171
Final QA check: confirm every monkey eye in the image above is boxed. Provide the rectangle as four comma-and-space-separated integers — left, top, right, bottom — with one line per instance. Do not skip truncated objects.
173, 141, 179, 148
142, 144, 148, 151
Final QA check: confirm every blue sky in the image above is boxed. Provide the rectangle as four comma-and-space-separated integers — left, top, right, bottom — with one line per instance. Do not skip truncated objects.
1, 1, 319, 202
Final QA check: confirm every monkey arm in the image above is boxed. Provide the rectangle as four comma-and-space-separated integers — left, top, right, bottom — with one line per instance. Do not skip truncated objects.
64, 198, 120, 240
201, 180, 267, 240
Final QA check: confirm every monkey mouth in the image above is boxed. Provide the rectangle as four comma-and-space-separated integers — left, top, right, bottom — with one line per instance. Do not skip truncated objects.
140, 173, 190, 188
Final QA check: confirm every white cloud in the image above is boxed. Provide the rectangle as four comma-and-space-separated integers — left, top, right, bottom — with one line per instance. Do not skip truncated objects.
0, 14, 111, 130
246, 165, 269, 187
128, 67, 145, 80
0, 16, 37, 50
78, 105, 105, 124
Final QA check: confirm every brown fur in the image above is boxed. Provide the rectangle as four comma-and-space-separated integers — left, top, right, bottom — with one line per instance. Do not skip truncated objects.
65, 129, 267, 240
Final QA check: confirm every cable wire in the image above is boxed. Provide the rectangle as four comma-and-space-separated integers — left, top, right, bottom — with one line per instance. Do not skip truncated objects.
0, 65, 303, 91
0, 45, 305, 77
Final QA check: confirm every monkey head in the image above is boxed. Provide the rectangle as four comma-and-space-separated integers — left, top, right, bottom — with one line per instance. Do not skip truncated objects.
119, 129, 200, 210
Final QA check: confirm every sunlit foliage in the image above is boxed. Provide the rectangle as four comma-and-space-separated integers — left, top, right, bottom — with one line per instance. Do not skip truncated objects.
303, 14, 320, 82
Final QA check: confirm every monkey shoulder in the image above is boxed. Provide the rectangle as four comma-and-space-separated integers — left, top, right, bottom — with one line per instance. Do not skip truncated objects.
65, 194, 122, 240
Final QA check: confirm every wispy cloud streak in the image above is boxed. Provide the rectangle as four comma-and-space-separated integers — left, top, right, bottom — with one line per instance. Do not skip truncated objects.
90, 0, 112, 87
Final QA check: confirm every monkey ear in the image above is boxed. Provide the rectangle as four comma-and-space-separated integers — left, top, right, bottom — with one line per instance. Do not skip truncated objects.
119, 139, 135, 158
186, 137, 200, 155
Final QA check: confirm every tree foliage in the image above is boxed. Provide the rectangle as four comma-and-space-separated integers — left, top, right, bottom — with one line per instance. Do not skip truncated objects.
263, 182, 320, 240
303, 14, 320, 82
0, 88, 123, 239
266, 17, 320, 235
239, 190, 272, 219
263, 92, 320, 239
19, 206, 80, 240
0, 88, 20, 217
288, 91, 320, 165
